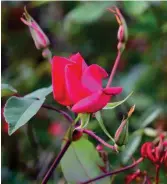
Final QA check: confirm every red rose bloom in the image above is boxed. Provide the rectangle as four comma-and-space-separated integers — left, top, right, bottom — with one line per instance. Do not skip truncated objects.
51, 53, 122, 113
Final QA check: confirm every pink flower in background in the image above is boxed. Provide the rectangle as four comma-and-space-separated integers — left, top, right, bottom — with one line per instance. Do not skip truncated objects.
1, 108, 8, 134
125, 170, 151, 184
2, 121, 8, 134
51, 52, 122, 113
125, 169, 141, 184
48, 123, 64, 137
141, 135, 167, 166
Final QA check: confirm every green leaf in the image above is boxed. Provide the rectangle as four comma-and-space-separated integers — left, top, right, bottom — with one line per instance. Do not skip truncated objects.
65, 2, 115, 24
61, 138, 110, 183
128, 94, 153, 111
139, 106, 162, 128
4, 96, 45, 135
1, 84, 17, 97
30, 1, 50, 8
64, 1, 116, 33
95, 111, 115, 143
103, 92, 133, 110
123, 1, 150, 17
78, 113, 90, 129
24, 85, 52, 99
121, 130, 143, 164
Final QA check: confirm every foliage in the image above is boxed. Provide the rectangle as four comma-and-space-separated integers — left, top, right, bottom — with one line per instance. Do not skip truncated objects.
1, 1, 167, 184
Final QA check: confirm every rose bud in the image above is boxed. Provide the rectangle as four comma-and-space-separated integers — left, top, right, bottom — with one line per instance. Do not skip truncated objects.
114, 106, 135, 146
72, 130, 83, 141
20, 7, 50, 50
51, 52, 122, 113
114, 118, 129, 147
108, 7, 128, 53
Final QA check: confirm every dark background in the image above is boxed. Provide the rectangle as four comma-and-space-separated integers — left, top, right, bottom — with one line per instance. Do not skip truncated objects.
1, 1, 167, 183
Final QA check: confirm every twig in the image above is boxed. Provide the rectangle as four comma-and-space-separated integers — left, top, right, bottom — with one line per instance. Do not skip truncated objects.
155, 165, 160, 184
41, 140, 71, 184
82, 129, 116, 151
106, 51, 121, 88
42, 104, 73, 123
81, 157, 144, 184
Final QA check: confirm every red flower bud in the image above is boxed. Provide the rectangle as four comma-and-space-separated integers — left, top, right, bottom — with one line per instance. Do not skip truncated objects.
51, 52, 123, 113
21, 7, 50, 50
141, 136, 167, 166
125, 170, 151, 184
125, 169, 141, 184
72, 130, 83, 141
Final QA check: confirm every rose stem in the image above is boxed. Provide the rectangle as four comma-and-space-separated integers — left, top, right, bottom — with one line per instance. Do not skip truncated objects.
81, 157, 144, 184
41, 140, 71, 184
82, 129, 116, 151
155, 165, 160, 184
42, 104, 73, 123
106, 51, 121, 88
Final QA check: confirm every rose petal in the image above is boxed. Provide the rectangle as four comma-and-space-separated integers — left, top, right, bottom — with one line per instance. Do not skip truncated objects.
52, 56, 72, 105
72, 90, 111, 113
103, 87, 123, 95
82, 64, 108, 92
69, 52, 88, 72
65, 64, 91, 104
146, 143, 156, 162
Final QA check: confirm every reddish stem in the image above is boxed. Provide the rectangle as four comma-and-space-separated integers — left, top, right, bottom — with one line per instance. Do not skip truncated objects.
155, 165, 160, 184
41, 140, 71, 184
82, 129, 116, 151
81, 157, 144, 184
42, 104, 73, 123
106, 51, 121, 88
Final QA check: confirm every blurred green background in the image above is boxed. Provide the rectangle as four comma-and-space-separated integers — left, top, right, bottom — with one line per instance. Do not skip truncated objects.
1, 1, 167, 183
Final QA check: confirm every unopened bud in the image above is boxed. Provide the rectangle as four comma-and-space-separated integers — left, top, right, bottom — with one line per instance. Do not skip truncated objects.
114, 119, 129, 146
114, 106, 135, 146
117, 25, 124, 42
108, 7, 128, 53
21, 7, 50, 50
72, 130, 83, 141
